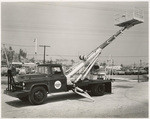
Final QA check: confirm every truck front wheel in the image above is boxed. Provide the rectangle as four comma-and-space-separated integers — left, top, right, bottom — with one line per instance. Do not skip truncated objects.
91, 84, 105, 96
29, 86, 47, 105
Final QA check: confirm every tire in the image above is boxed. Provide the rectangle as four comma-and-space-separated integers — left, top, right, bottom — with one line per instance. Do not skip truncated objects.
91, 84, 105, 96
19, 96, 29, 102
29, 86, 47, 105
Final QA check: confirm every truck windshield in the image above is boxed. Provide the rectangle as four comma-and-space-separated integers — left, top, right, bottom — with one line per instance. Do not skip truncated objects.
37, 66, 49, 74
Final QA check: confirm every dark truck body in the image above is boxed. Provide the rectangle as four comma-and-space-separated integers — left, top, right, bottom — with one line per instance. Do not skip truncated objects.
4, 64, 111, 105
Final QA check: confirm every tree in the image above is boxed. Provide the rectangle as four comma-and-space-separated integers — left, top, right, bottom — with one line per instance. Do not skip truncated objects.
29, 57, 35, 63
46, 60, 53, 64
8, 46, 14, 62
120, 64, 123, 67
18, 49, 27, 62
13, 53, 19, 62
100, 62, 106, 67
120, 64, 124, 70
1, 46, 15, 64
71, 59, 75, 65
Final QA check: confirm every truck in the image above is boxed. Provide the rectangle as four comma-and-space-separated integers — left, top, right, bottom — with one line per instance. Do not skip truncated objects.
5, 64, 111, 104
4, 8, 143, 105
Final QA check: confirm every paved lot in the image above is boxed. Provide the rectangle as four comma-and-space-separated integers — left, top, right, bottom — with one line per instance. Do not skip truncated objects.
1, 76, 148, 118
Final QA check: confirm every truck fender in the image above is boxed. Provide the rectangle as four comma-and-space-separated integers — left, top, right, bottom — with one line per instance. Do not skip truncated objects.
30, 83, 50, 93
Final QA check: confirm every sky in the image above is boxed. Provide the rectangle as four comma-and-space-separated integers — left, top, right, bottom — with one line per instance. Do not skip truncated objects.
1, 2, 148, 65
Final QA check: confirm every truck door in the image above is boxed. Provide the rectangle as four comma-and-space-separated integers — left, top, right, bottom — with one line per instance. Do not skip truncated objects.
49, 66, 67, 93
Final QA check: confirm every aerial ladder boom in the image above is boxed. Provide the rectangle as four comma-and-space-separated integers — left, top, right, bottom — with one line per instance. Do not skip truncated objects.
65, 8, 144, 101
66, 27, 127, 83
65, 26, 131, 101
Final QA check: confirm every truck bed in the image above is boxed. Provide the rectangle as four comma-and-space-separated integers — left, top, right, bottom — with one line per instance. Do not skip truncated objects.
67, 79, 111, 85
67, 79, 112, 93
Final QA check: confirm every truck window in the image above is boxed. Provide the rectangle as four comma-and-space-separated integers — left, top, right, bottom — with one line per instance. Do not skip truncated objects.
51, 67, 62, 74
37, 66, 49, 74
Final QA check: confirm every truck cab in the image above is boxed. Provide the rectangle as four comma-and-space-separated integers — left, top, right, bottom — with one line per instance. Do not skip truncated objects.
4, 64, 68, 105
37, 64, 67, 92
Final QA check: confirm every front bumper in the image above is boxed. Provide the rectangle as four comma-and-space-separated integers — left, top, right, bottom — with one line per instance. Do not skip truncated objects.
4, 90, 30, 98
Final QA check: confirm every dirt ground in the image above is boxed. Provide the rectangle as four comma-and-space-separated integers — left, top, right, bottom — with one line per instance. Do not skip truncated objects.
1, 76, 149, 118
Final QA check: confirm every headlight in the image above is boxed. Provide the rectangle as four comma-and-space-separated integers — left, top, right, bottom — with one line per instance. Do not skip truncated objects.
22, 82, 25, 86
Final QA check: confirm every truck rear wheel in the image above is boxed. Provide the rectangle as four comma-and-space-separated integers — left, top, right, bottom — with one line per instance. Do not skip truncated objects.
29, 86, 47, 105
91, 84, 105, 96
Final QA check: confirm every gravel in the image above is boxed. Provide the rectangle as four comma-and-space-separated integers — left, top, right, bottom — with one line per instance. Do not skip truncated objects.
1, 76, 148, 118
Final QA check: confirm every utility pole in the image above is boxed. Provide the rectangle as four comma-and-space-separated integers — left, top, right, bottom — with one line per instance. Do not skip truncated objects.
138, 59, 142, 83
107, 55, 112, 80
33, 38, 38, 63
39, 45, 50, 64
140, 59, 142, 68
112, 59, 114, 79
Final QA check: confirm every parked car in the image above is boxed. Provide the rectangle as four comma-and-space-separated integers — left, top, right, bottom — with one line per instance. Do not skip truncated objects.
139, 69, 147, 74
97, 72, 107, 80
132, 69, 139, 75
114, 70, 125, 75
125, 69, 133, 75
144, 67, 148, 74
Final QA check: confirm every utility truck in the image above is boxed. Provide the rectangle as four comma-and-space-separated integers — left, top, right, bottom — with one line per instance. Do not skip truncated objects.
4, 8, 143, 105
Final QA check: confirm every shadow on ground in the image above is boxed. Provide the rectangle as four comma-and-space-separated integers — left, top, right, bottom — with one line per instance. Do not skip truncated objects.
113, 85, 133, 88
45, 92, 83, 103
5, 92, 89, 108
5, 100, 31, 108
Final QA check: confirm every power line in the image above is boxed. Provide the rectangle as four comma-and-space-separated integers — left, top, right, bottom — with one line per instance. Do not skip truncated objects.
2, 29, 147, 38
10, 2, 120, 13
2, 43, 34, 47
3, 20, 147, 34
31, 3, 148, 14
2, 24, 148, 35
5, 2, 148, 14
27, 54, 148, 58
